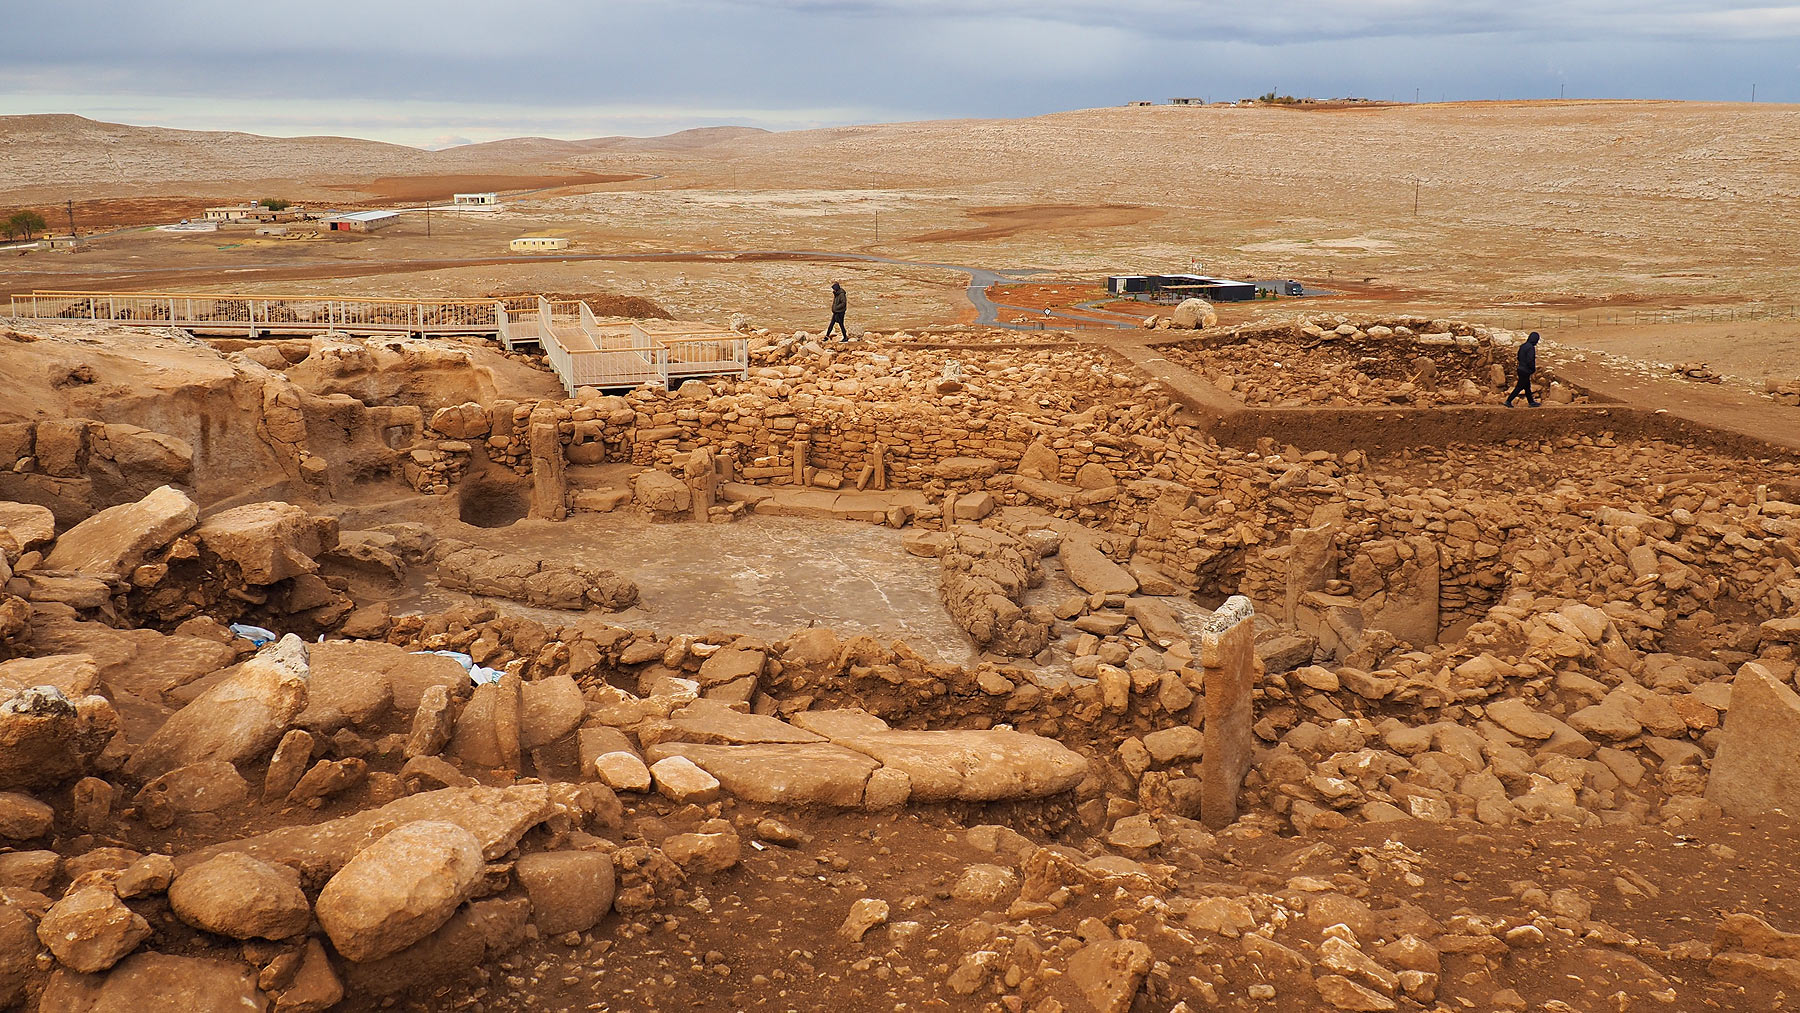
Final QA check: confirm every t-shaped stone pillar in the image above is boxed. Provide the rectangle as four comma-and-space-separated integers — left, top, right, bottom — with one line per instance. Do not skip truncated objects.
527, 404, 566, 521
1197, 595, 1258, 829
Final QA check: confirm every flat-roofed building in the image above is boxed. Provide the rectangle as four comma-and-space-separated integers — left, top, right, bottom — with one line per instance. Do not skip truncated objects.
322, 210, 400, 232
510, 236, 569, 253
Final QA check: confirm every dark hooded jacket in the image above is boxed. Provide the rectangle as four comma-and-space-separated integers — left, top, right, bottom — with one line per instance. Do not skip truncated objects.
1517, 335, 1538, 375
831, 286, 847, 315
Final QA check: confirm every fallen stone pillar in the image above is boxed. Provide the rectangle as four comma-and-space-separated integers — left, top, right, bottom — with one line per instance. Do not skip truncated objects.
1194, 595, 1257, 829
527, 406, 566, 521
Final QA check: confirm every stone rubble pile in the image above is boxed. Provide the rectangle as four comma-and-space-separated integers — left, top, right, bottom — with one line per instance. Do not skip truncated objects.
1159, 317, 1581, 407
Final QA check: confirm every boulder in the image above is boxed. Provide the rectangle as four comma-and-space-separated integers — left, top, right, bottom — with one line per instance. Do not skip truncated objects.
778, 628, 842, 674
38, 951, 266, 1013
1066, 939, 1153, 1013
514, 850, 616, 935
37, 885, 151, 973
663, 830, 741, 874
797, 710, 1087, 802
43, 485, 197, 577
1171, 298, 1218, 329
639, 698, 824, 747
0, 503, 55, 552
274, 938, 342, 1013
448, 676, 522, 769
168, 853, 310, 940
518, 675, 585, 751
193, 502, 323, 585
430, 403, 491, 440
1486, 698, 1558, 740
176, 784, 551, 886
934, 457, 1000, 481
1127, 557, 1180, 595
1060, 541, 1137, 596
633, 470, 690, 515
1708, 663, 1800, 819
0, 654, 102, 699
644, 742, 878, 807
125, 636, 311, 780
104, 424, 194, 483
262, 729, 316, 801
387, 651, 469, 713
314, 820, 485, 962
0, 687, 121, 790
839, 898, 889, 942
342, 897, 529, 996
0, 850, 59, 892
649, 756, 720, 804
294, 641, 396, 734
0, 791, 53, 839
0, 899, 35, 1006
1074, 462, 1116, 490
133, 760, 248, 828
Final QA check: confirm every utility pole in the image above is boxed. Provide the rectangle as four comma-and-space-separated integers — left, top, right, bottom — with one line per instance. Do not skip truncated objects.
1415, 87, 1420, 104
425, 200, 431, 238
1413, 180, 1420, 216
65, 199, 75, 239
1751, 83, 1757, 102
1559, 83, 1564, 100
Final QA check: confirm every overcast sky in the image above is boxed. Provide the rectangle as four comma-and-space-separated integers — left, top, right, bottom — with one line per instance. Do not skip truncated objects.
3, 0, 1794, 147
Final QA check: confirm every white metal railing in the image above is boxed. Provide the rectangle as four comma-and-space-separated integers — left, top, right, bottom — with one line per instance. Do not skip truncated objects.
10, 289, 747, 392
10, 290, 498, 336
658, 333, 750, 383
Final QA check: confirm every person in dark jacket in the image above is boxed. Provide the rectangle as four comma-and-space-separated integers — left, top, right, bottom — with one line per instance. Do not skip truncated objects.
1506, 331, 1541, 407
826, 282, 849, 340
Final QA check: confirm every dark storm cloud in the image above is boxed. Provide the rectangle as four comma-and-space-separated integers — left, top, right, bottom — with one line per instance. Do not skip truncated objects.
1, 1, 1792, 144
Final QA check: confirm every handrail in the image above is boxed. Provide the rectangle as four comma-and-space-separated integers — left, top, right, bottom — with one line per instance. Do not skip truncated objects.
9, 288, 749, 391
23, 288, 498, 307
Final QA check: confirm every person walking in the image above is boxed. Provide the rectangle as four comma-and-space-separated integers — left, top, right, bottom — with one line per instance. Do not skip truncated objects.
825, 281, 849, 340
1506, 331, 1541, 407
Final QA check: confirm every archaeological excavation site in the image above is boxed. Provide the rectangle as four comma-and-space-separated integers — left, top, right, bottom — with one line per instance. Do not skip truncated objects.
3, 79, 1800, 1013
0, 301, 1795, 1013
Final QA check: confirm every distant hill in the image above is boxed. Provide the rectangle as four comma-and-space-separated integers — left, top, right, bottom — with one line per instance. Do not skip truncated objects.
0, 114, 771, 196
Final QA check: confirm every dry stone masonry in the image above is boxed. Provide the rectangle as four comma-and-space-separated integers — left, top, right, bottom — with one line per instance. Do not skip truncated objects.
0, 313, 1795, 1011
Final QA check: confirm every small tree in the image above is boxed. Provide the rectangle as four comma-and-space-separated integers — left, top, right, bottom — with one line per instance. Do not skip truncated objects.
6, 211, 45, 241
260, 198, 290, 212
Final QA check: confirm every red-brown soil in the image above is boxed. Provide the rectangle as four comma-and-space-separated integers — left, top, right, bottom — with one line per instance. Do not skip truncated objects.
908, 204, 1162, 244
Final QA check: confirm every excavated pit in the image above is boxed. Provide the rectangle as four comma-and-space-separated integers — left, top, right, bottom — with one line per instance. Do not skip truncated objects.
457, 472, 529, 528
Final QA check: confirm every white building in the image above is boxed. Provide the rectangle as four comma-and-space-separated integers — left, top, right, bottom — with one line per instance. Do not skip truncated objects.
510, 236, 569, 253
454, 193, 499, 207
203, 204, 258, 222
323, 210, 400, 233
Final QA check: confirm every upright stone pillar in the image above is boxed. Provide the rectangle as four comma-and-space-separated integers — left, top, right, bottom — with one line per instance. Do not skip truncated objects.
1283, 521, 1338, 624
684, 446, 717, 522
527, 405, 566, 521
1196, 595, 1258, 829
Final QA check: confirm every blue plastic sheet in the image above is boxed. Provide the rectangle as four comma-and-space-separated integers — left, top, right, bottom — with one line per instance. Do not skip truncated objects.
229, 623, 277, 646
411, 650, 502, 685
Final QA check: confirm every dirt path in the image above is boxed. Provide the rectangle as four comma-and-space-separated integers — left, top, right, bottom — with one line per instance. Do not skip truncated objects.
1083, 327, 1800, 459
1551, 353, 1800, 453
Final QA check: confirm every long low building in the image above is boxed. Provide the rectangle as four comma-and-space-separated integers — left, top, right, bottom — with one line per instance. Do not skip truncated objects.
1108, 274, 1257, 302
322, 210, 400, 233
